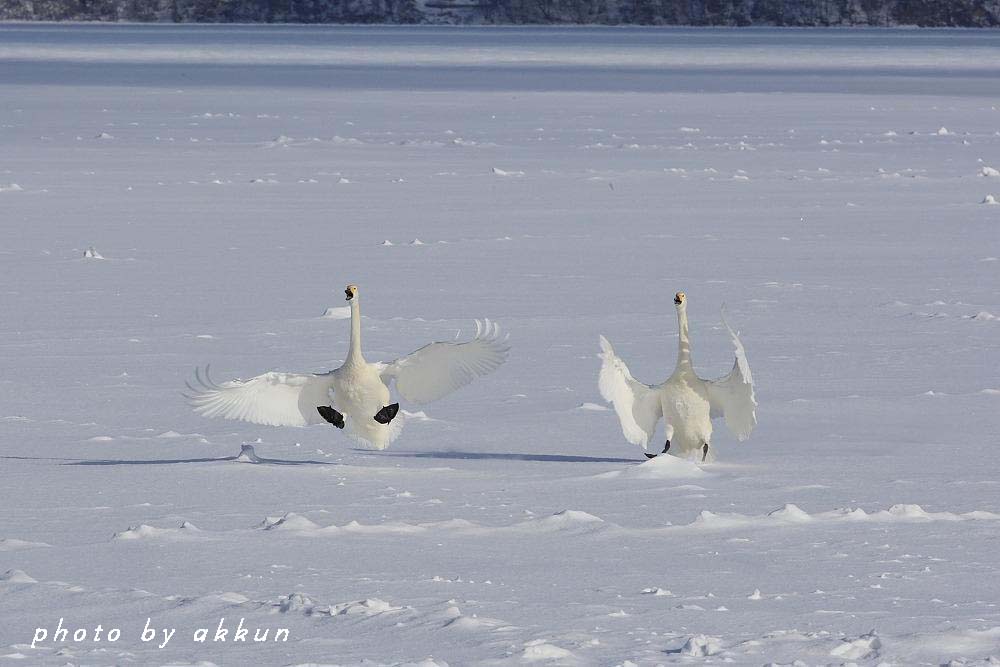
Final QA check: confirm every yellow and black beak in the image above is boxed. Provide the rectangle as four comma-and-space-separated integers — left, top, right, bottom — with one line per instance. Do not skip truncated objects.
674, 292, 685, 305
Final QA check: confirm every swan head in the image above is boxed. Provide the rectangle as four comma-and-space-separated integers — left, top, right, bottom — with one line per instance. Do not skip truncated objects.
674, 291, 686, 307
345, 284, 358, 301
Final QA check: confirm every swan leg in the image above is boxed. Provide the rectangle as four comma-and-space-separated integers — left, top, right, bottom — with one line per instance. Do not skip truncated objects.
374, 403, 400, 425
317, 406, 345, 429
644, 440, 670, 460
701, 442, 709, 462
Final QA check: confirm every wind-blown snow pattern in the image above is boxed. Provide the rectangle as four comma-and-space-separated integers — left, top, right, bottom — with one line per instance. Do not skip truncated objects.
2, 24, 1000, 667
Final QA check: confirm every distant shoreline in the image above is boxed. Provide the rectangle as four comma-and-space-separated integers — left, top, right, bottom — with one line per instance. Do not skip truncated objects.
2, 20, 998, 28
2, 0, 999, 29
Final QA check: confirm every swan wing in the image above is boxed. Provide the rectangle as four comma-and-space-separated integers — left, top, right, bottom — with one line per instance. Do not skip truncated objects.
705, 308, 757, 441
598, 335, 663, 449
380, 319, 509, 404
186, 366, 335, 427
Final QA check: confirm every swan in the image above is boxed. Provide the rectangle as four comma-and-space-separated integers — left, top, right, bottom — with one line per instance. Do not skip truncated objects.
598, 292, 756, 461
187, 284, 509, 450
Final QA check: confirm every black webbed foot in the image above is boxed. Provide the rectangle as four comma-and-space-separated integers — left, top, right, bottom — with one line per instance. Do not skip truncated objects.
374, 403, 400, 425
702, 442, 710, 462
317, 406, 345, 429
645, 440, 670, 459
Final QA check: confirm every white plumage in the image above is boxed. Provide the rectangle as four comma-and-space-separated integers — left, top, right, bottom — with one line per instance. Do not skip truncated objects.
187, 285, 509, 449
598, 292, 757, 461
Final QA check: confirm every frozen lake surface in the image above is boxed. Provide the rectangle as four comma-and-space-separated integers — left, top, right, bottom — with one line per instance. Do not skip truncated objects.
2, 24, 1000, 666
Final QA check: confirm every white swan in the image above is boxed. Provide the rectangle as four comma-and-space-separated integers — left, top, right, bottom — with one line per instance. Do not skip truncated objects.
598, 292, 756, 461
187, 284, 509, 450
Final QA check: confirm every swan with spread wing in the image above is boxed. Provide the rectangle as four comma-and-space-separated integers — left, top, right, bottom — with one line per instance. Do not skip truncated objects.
187, 284, 509, 450
598, 292, 756, 461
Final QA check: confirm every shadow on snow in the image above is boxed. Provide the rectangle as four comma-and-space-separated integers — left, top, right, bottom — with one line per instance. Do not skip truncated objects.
0, 455, 333, 466
377, 450, 638, 464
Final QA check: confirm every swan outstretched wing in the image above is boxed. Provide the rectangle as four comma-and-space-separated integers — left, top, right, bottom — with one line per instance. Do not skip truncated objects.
186, 366, 335, 427
598, 335, 663, 449
705, 309, 757, 441
380, 319, 509, 404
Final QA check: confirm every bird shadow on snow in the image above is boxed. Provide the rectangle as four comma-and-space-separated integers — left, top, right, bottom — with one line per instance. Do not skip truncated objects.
0, 455, 333, 467
376, 450, 638, 464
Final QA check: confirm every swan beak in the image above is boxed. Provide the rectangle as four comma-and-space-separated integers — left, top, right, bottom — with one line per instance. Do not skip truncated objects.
345, 287, 354, 301
674, 292, 685, 306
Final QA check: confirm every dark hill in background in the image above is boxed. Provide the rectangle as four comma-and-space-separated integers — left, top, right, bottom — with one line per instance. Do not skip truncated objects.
2, 0, 998, 26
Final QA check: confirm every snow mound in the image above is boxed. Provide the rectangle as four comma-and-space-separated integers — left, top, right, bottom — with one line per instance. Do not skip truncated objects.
871, 503, 1000, 522
274, 593, 403, 617
259, 512, 321, 532
445, 615, 498, 630
576, 402, 608, 411
1, 569, 37, 583
982, 194, 998, 205
641, 587, 673, 596
691, 510, 749, 529
971, 311, 998, 321
830, 631, 881, 660
936, 127, 952, 136
329, 598, 402, 616
338, 520, 425, 535
337, 177, 351, 184
0, 538, 50, 552
596, 455, 707, 480
277, 592, 317, 613
880, 504, 933, 520
259, 513, 473, 536
766, 503, 814, 523
897, 626, 1000, 661
421, 518, 478, 530
113, 522, 201, 541
491, 167, 524, 177
95, 131, 114, 139
83, 246, 105, 259
409, 238, 425, 245
266, 134, 293, 147
320, 306, 351, 320
521, 640, 574, 662
517, 509, 605, 532
669, 503, 1000, 534
381, 239, 394, 246
678, 634, 723, 657
329, 135, 362, 145
0, 183, 23, 192
981, 166, 1000, 178
441, 606, 508, 631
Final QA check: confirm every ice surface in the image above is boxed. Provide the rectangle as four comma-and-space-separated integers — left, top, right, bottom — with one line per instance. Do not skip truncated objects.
1, 23, 999, 667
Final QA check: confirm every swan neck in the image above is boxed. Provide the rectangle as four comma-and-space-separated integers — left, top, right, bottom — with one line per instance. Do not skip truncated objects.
675, 306, 693, 371
347, 298, 364, 364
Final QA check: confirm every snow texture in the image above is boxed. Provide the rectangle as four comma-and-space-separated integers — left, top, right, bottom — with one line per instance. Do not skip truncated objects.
1, 24, 999, 667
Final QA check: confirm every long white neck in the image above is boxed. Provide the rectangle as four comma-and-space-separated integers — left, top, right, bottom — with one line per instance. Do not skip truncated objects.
674, 305, 694, 374
346, 298, 365, 365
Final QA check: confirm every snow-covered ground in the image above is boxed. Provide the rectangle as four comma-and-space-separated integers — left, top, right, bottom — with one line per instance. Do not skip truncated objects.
1, 24, 999, 666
